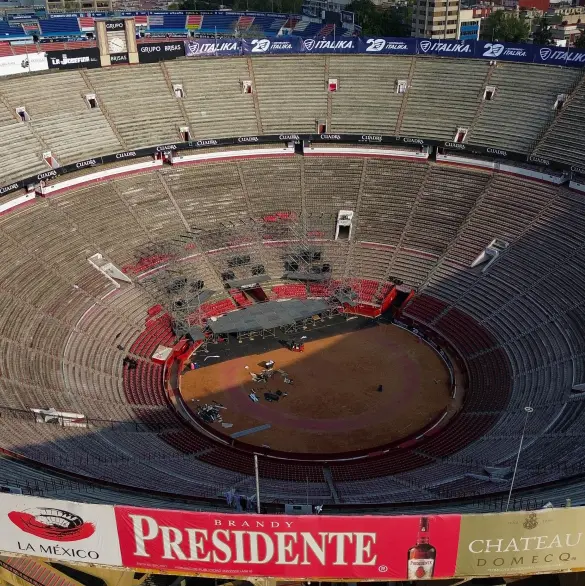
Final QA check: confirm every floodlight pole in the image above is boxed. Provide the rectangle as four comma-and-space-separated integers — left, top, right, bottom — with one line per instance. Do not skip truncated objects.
505, 406, 533, 512
254, 454, 261, 514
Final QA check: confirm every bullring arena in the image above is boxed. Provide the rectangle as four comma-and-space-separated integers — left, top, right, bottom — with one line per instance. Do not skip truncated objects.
181, 318, 453, 454
0, 40, 584, 524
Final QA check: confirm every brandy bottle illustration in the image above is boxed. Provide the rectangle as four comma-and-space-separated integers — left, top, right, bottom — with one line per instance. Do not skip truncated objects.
407, 516, 436, 580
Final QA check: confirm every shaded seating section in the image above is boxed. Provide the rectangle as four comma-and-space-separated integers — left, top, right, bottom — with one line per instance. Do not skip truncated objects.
331, 450, 432, 481
417, 413, 501, 459
403, 294, 449, 324
463, 350, 512, 411
434, 307, 497, 355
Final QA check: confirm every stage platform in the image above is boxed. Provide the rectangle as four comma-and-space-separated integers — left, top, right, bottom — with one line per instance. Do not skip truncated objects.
207, 298, 329, 335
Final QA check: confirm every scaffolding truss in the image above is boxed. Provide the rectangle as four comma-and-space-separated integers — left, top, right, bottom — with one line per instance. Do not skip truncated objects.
130, 215, 365, 339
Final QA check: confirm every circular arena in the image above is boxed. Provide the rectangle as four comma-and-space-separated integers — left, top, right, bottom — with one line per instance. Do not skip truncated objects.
0, 50, 584, 518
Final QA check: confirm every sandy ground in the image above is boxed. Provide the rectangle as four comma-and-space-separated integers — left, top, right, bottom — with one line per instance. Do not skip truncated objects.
180, 324, 451, 454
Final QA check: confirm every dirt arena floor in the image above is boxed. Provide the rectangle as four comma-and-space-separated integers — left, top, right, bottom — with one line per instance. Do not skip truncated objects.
180, 320, 452, 454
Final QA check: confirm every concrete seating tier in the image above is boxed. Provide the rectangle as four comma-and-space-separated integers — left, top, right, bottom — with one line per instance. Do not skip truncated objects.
0, 156, 582, 507
165, 58, 259, 139
328, 55, 412, 134
86, 64, 186, 148
251, 55, 327, 133
0, 58, 580, 189
532, 74, 585, 168
400, 59, 488, 141
469, 63, 581, 154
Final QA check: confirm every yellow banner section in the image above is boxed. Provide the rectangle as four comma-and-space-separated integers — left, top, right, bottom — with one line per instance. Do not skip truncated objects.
456, 508, 585, 576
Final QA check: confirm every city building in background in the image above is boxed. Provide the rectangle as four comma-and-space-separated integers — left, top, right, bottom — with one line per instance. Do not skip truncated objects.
547, 5, 585, 44
45, 0, 111, 12
457, 7, 481, 39
519, 0, 550, 12
411, 0, 462, 38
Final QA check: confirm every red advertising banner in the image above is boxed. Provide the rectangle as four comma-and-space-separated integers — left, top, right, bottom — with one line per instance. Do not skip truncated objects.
115, 506, 460, 579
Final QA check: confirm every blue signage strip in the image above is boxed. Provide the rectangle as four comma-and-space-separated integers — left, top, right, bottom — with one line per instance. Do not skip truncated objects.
241, 38, 301, 54
184, 35, 585, 66
357, 37, 417, 55
184, 38, 241, 57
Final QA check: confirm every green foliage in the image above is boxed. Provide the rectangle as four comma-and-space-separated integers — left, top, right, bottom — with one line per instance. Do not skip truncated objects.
480, 10, 530, 42
533, 15, 555, 46
345, 0, 410, 37
573, 30, 585, 49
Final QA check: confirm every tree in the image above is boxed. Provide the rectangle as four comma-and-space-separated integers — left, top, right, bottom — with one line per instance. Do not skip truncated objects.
574, 30, 585, 49
345, 0, 410, 37
533, 15, 555, 46
480, 10, 530, 43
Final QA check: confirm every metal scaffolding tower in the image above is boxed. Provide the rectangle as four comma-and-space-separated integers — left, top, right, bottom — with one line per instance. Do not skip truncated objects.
129, 215, 363, 339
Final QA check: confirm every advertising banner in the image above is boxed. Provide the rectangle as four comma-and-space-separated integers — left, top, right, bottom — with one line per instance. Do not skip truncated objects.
184, 39, 241, 57
300, 37, 358, 53
115, 506, 461, 579
105, 20, 125, 31
1, 132, 579, 202
475, 41, 533, 62
0, 52, 48, 78
416, 39, 474, 58
242, 38, 300, 55
533, 46, 585, 67
181, 35, 585, 65
46, 48, 100, 69
0, 494, 122, 566
455, 508, 585, 576
358, 37, 416, 55
138, 41, 185, 62
110, 53, 129, 65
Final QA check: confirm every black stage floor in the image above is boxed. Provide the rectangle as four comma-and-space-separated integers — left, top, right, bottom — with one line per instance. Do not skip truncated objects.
208, 299, 330, 334
191, 313, 378, 369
